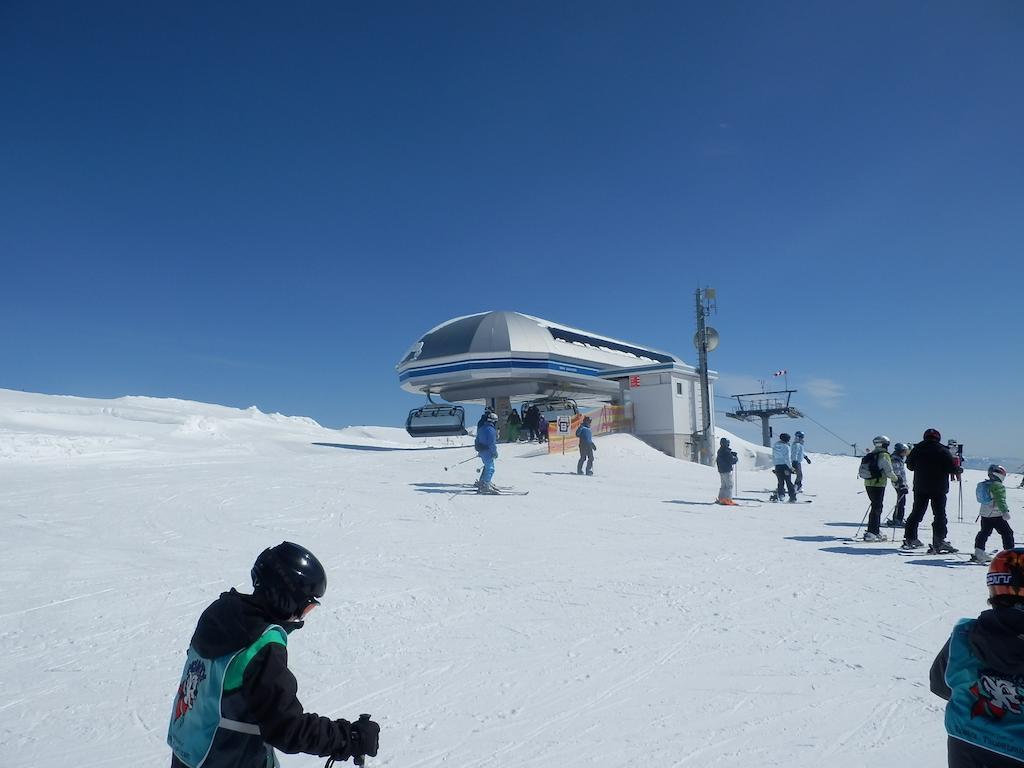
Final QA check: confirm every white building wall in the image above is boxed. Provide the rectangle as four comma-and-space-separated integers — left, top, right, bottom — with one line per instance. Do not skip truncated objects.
618, 370, 714, 461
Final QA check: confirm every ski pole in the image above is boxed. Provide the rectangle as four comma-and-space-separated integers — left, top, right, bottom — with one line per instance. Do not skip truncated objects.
852, 502, 871, 541
353, 713, 373, 766
958, 477, 963, 523
443, 454, 477, 472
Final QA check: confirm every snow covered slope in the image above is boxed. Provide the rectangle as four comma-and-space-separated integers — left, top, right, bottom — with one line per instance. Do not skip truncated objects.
1, 389, 1014, 767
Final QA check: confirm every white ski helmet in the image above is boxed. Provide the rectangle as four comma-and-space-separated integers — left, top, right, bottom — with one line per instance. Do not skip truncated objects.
872, 435, 890, 448
893, 442, 910, 455
486, 411, 499, 423
988, 464, 1007, 481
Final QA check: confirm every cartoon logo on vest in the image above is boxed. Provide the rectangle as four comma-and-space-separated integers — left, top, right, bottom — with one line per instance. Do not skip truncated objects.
969, 671, 1024, 720
173, 659, 208, 721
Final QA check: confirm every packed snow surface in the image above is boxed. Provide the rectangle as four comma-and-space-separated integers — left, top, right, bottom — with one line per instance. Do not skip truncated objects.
1, 388, 1012, 767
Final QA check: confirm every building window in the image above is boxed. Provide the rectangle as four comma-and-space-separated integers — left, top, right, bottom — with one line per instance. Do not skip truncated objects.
676, 382, 683, 395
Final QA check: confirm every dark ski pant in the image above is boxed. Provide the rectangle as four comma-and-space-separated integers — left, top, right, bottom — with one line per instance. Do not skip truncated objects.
904, 491, 949, 543
975, 517, 1015, 552
865, 485, 886, 535
892, 490, 907, 523
947, 735, 1024, 768
774, 465, 796, 501
577, 444, 594, 475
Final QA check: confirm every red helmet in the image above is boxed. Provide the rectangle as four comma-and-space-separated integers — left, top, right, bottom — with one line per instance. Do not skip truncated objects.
987, 548, 1024, 599
923, 428, 941, 441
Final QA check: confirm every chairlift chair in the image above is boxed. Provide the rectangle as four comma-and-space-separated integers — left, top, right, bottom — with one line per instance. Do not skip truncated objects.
405, 403, 468, 438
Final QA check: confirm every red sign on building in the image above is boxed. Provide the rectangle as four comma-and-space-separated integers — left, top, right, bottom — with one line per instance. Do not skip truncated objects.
629, 375, 641, 388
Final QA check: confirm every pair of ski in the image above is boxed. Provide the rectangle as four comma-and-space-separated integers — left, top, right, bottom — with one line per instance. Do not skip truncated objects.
462, 483, 530, 496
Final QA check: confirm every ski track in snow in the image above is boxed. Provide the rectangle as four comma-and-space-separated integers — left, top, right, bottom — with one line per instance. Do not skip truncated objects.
0, 388, 1006, 766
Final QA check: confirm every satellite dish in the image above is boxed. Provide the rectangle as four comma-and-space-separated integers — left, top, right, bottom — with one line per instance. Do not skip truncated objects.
694, 327, 720, 352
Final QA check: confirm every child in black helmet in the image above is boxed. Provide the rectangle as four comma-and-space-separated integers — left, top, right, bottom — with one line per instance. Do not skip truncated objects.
929, 548, 1024, 766
167, 542, 380, 768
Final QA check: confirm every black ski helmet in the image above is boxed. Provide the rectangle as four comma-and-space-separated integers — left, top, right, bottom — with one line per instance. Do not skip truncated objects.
779, 433, 791, 443
251, 542, 327, 619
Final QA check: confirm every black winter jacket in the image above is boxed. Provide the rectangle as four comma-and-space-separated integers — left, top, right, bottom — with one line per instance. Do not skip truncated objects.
170, 589, 353, 767
907, 439, 958, 494
930, 606, 1024, 767
716, 446, 738, 473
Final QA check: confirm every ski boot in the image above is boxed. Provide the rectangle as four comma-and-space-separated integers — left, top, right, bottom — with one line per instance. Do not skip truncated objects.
900, 538, 925, 550
927, 540, 959, 555
862, 531, 888, 542
477, 482, 501, 495
769, 492, 780, 503
970, 549, 992, 564
883, 518, 905, 528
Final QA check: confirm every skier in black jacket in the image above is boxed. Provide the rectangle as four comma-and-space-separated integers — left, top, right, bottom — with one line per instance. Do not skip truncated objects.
167, 542, 380, 768
902, 427, 962, 553
929, 548, 1024, 766
715, 437, 739, 505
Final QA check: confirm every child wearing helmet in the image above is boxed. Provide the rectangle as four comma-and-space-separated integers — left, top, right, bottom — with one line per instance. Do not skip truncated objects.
474, 410, 500, 493
971, 465, 1015, 564
860, 435, 900, 542
929, 548, 1024, 766
771, 433, 797, 503
884, 443, 912, 528
791, 431, 811, 493
167, 542, 379, 768
715, 436, 739, 504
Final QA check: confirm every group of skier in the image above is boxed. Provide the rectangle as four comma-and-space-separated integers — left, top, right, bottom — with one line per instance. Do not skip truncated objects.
163, 430, 1024, 768
857, 429, 1015, 562
473, 408, 597, 494
769, 431, 812, 502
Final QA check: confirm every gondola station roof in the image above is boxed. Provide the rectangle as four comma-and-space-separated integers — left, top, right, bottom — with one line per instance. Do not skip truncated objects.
397, 310, 696, 403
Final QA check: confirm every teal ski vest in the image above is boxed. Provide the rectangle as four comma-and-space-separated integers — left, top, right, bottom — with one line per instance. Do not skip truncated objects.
168, 625, 287, 768
944, 618, 1024, 763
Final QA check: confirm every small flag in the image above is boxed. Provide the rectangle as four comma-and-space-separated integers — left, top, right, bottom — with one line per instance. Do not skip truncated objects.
773, 370, 787, 377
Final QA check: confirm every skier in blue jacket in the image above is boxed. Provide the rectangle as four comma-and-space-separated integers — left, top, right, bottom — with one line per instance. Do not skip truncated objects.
475, 411, 500, 494
772, 433, 797, 502
575, 416, 596, 475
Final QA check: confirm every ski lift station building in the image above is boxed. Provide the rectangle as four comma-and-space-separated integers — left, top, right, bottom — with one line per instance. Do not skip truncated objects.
396, 311, 717, 460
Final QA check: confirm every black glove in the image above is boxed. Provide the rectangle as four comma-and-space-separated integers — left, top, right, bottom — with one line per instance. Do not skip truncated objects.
792, 462, 799, 471
804, 456, 811, 464
350, 714, 380, 761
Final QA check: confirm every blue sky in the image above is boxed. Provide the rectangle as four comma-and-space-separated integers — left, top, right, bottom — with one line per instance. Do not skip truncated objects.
2, 2, 1022, 457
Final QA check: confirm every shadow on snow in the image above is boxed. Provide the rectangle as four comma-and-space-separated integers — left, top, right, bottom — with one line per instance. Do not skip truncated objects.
312, 442, 469, 452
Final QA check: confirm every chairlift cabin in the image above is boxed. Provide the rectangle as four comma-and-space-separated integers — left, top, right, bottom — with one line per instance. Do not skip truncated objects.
523, 397, 579, 425
405, 404, 468, 438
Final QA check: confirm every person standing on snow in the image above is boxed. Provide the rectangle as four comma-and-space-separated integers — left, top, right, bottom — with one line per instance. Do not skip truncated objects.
167, 542, 380, 768
971, 465, 1015, 564
505, 408, 522, 442
474, 411, 500, 494
929, 548, 1024, 767
884, 442, 912, 528
524, 405, 540, 442
791, 431, 811, 493
902, 427, 961, 554
861, 435, 900, 541
536, 414, 549, 444
575, 415, 597, 475
772, 433, 797, 503
716, 437, 739, 505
